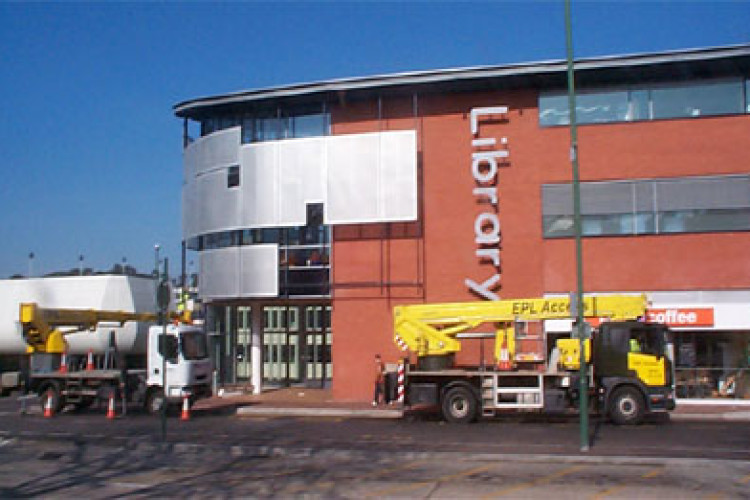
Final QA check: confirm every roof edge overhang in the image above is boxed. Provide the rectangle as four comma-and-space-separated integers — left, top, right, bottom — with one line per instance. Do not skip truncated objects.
174, 43, 750, 118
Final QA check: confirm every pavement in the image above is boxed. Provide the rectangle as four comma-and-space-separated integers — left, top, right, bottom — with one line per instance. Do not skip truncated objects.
194, 386, 750, 422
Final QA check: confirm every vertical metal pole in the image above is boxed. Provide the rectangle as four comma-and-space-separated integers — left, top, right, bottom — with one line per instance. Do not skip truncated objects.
181, 241, 187, 299
161, 258, 169, 442
565, 0, 588, 452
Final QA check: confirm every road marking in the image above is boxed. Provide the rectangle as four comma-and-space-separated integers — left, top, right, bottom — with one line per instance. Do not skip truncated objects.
591, 467, 663, 499
366, 464, 492, 498
282, 459, 426, 495
484, 465, 585, 498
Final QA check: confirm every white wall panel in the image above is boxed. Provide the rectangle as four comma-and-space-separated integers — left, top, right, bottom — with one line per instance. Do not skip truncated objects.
191, 127, 240, 176
187, 130, 417, 235
200, 248, 240, 299
182, 176, 198, 239
241, 143, 278, 227
239, 245, 278, 297
380, 130, 418, 221
326, 133, 380, 222
278, 138, 326, 225
197, 168, 241, 234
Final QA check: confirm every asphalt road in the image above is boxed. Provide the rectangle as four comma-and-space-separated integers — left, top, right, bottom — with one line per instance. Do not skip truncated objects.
0, 397, 749, 461
0, 398, 749, 497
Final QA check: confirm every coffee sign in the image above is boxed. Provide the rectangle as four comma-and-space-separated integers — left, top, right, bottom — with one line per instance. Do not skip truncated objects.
646, 308, 714, 327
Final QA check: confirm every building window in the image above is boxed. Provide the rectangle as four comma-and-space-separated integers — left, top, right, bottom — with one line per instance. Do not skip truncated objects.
241, 112, 329, 144
542, 174, 750, 238
539, 78, 748, 127
227, 165, 240, 188
651, 80, 744, 119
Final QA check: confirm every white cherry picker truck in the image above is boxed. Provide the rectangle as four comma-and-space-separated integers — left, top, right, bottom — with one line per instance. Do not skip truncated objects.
394, 295, 676, 424
19, 303, 212, 415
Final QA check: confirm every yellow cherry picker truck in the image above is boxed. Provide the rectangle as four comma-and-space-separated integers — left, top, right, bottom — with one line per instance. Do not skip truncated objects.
393, 294, 675, 424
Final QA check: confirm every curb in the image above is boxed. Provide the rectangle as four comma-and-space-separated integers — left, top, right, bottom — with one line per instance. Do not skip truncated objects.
670, 411, 750, 422
236, 406, 403, 419
233, 406, 750, 422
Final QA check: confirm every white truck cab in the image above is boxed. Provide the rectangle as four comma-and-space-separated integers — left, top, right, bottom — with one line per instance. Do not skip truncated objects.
145, 324, 212, 412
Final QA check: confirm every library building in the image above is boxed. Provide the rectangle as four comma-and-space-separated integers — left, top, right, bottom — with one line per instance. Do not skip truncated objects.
174, 44, 750, 402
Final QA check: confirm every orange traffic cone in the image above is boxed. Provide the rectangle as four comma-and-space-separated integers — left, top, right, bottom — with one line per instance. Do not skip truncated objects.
180, 394, 190, 421
43, 390, 54, 418
86, 350, 95, 371
498, 337, 512, 371
106, 394, 116, 420
59, 352, 68, 373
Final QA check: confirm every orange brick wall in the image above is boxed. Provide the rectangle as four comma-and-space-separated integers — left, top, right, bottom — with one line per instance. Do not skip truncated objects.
328, 91, 750, 401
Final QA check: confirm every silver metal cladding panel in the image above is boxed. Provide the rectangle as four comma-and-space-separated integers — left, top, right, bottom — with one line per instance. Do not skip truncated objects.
325, 132, 380, 222
278, 137, 326, 225
189, 127, 240, 176
183, 129, 418, 240
239, 245, 279, 297
326, 130, 418, 224
199, 248, 240, 299
241, 142, 279, 227
182, 174, 198, 239
379, 130, 419, 221
198, 246, 278, 299
197, 167, 241, 234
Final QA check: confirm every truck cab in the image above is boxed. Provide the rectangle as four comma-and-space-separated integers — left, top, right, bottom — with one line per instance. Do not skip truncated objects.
145, 324, 212, 413
592, 321, 676, 424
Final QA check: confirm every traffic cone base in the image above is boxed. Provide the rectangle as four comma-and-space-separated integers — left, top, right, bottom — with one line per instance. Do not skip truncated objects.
43, 391, 54, 418
106, 395, 116, 419
180, 395, 190, 421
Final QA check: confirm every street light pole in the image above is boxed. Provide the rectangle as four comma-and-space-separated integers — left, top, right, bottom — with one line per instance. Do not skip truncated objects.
564, 0, 588, 452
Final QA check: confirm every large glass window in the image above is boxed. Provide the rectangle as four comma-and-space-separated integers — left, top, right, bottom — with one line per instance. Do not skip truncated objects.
652, 80, 744, 119
540, 78, 748, 127
674, 331, 750, 400
540, 91, 630, 126
542, 175, 750, 238
240, 111, 329, 144
201, 107, 329, 141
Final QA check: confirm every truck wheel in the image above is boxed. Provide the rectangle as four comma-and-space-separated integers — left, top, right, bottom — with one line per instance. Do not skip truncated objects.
442, 386, 478, 424
609, 386, 645, 425
145, 389, 166, 415
39, 382, 66, 414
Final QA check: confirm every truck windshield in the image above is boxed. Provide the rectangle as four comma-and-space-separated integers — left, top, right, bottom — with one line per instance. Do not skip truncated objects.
180, 331, 209, 360
630, 327, 665, 357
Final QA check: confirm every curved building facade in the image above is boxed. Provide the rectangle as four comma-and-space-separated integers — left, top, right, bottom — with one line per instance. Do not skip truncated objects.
177, 44, 750, 402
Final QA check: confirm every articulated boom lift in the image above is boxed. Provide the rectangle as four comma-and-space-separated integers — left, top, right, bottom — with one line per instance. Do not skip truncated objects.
19, 302, 156, 354
393, 294, 648, 365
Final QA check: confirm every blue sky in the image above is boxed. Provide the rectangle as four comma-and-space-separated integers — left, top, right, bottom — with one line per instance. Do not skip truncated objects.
1, 1, 748, 279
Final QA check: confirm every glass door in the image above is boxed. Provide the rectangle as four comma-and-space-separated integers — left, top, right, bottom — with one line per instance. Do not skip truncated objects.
262, 306, 301, 386
304, 305, 332, 388
236, 307, 252, 381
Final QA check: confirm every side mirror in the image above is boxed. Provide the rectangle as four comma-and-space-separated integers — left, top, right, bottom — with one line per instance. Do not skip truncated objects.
158, 335, 179, 363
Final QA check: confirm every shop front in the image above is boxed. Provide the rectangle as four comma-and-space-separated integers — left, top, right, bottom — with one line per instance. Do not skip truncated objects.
648, 291, 750, 401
